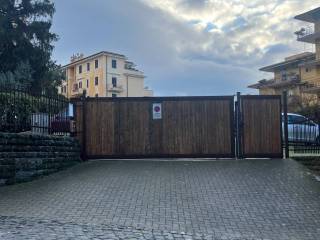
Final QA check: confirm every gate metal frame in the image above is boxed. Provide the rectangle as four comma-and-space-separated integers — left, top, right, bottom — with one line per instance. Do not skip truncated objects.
74, 92, 287, 160
235, 94, 284, 159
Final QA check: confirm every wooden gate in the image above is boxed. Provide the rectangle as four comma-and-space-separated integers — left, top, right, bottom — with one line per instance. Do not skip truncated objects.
237, 95, 283, 158
73, 96, 235, 159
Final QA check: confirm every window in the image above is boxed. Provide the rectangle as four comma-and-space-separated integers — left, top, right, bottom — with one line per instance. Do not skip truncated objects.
112, 94, 117, 98
281, 70, 287, 81
112, 77, 117, 87
95, 77, 99, 86
288, 89, 294, 96
79, 81, 82, 89
73, 83, 78, 92
79, 65, 82, 74
289, 115, 307, 124
86, 79, 89, 88
95, 60, 99, 69
87, 63, 90, 71
112, 59, 117, 68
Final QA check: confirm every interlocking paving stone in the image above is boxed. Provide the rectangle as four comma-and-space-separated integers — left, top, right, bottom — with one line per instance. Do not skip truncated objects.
0, 159, 320, 239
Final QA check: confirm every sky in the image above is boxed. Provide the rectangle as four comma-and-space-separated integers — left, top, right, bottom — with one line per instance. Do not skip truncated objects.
51, 0, 320, 96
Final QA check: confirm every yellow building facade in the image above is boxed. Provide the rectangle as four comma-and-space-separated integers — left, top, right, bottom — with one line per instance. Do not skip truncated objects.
59, 51, 153, 98
249, 7, 320, 110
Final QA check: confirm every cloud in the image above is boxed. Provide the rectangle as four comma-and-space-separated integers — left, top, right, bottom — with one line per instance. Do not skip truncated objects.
204, 22, 217, 32
52, 0, 320, 96
140, 0, 319, 65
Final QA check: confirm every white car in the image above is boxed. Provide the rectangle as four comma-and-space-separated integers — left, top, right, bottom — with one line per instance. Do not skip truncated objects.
282, 113, 320, 143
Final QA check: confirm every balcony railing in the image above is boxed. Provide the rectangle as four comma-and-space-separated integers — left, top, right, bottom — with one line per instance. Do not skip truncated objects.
280, 74, 300, 82
72, 84, 79, 93
107, 84, 124, 93
288, 74, 300, 81
295, 27, 317, 42
302, 83, 320, 94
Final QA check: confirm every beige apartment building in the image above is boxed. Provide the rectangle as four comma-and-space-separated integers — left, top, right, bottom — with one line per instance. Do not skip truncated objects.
249, 7, 320, 110
59, 51, 153, 98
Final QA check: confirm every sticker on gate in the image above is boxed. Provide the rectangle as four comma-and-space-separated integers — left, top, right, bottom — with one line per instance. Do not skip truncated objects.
152, 103, 162, 120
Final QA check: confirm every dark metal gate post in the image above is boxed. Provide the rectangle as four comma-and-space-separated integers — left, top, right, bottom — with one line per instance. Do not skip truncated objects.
81, 90, 87, 160
236, 92, 242, 159
282, 91, 289, 158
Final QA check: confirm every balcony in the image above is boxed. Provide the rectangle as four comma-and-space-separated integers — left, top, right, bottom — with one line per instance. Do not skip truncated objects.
287, 74, 300, 82
107, 84, 124, 93
295, 27, 320, 43
302, 83, 320, 94
262, 74, 301, 89
72, 84, 79, 93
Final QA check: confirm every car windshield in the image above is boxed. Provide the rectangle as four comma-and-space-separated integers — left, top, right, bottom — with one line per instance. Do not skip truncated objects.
290, 115, 307, 124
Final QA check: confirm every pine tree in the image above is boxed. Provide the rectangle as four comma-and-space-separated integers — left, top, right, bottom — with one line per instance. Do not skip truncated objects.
0, 0, 63, 93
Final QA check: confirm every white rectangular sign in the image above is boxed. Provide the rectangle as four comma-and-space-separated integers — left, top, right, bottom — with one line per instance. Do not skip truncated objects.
152, 103, 162, 120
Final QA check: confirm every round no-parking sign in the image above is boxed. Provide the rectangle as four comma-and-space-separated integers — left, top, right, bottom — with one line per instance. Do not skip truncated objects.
152, 103, 162, 120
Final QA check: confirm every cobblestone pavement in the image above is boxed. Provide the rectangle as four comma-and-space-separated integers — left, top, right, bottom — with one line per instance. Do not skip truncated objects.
0, 159, 320, 239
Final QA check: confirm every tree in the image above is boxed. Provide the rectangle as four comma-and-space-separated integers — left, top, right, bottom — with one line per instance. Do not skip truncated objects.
0, 0, 63, 93
299, 104, 320, 123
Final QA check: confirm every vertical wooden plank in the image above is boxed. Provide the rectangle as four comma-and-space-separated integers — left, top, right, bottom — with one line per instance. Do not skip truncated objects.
242, 97, 282, 158
84, 100, 117, 157
79, 97, 235, 158
203, 100, 232, 155
118, 101, 150, 155
161, 99, 233, 156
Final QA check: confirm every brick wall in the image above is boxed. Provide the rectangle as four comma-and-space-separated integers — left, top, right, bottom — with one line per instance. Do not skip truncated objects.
0, 133, 81, 186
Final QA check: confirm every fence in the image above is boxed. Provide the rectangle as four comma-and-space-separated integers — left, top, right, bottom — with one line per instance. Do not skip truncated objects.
73, 93, 285, 160
237, 95, 282, 158
73, 96, 235, 159
282, 92, 320, 157
3, 83, 319, 159
0, 83, 72, 136
285, 114, 320, 157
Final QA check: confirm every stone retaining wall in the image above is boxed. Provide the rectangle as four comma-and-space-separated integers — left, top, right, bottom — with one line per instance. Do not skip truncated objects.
0, 133, 81, 186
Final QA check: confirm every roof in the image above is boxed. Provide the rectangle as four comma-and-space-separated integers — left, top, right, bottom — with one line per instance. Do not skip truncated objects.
295, 7, 320, 23
248, 78, 303, 89
260, 53, 315, 72
62, 51, 126, 68
299, 59, 320, 67
248, 79, 275, 89
266, 79, 302, 88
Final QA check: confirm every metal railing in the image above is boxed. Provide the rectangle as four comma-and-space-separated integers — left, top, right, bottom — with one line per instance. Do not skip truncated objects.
107, 84, 124, 93
284, 115, 320, 157
0, 83, 72, 136
296, 26, 315, 40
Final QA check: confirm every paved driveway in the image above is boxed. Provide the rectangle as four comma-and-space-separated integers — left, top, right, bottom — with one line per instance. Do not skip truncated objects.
0, 159, 320, 239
